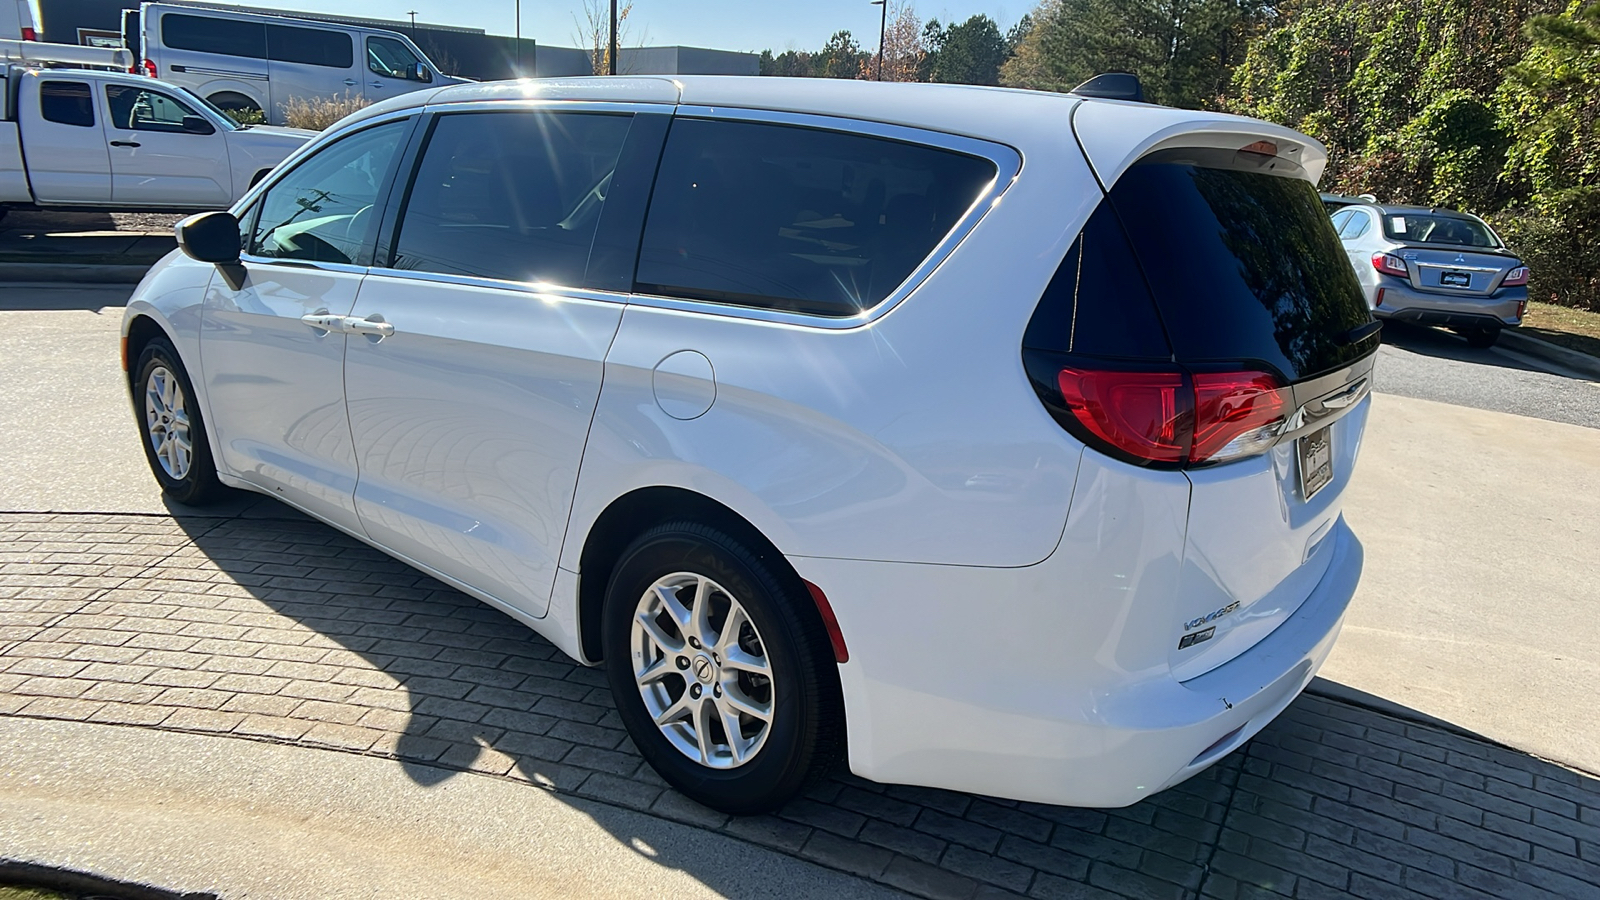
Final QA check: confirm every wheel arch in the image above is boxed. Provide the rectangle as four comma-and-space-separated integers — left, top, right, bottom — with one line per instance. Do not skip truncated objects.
576, 486, 815, 667
205, 88, 264, 114
123, 312, 175, 389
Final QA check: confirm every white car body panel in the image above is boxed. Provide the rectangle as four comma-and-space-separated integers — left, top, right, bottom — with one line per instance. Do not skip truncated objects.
343, 273, 624, 621
121, 77, 1369, 807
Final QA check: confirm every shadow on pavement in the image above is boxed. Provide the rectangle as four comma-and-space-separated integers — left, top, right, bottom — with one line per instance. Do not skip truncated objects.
1379, 320, 1553, 373
125, 506, 1600, 900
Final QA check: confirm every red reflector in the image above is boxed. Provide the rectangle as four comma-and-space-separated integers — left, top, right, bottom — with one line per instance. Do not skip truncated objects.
1371, 252, 1409, 278
1374, 288, 1386, 308
20, 27, 37, 41
804, 580, 849, 664
1057, 368, 1188, 463
1515, 300, 1528, 320
1190, 372, 1285, 463
1240, 140, 1278, 156
1503, 266, 1529, 287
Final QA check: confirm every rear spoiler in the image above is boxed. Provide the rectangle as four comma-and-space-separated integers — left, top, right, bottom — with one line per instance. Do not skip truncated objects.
1070, 101, 1329, 190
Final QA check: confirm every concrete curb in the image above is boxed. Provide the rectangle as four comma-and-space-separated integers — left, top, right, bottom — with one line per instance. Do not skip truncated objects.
0, 263, 152, 283
1501, 327, 1600, 380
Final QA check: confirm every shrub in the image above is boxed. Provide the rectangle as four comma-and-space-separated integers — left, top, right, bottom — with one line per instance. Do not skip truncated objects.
281, 93, 369, 131
225, 107, 265, 127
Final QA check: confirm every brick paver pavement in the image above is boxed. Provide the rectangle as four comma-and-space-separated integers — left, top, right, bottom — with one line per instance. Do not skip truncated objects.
2, 512, 1597, 900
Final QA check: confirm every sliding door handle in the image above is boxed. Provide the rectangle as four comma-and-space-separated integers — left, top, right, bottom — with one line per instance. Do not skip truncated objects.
299, 313, 345, 333
344, 316, 394, 338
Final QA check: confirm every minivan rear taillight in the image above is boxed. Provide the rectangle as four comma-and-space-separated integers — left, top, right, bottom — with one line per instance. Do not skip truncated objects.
1371, 253, 1409, 278
1046, 362, 1286, 466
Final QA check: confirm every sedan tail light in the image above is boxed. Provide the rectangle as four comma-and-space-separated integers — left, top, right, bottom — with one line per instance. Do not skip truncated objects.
1371, 253, 1409, 278
1503, 266, 1530, 287
1044, 361, 1287, 467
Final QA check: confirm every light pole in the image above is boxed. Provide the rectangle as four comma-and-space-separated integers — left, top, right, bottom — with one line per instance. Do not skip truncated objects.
608, 0, 618, 75
406, 9, 417, 33
871, 0, 886, 81
514, 0, 521, 75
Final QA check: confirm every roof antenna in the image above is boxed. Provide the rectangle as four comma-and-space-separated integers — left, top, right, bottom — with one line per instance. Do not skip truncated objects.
1069, 73, 1145, 103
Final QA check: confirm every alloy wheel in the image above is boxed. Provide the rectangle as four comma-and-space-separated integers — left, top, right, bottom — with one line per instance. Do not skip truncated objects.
630, 571, 775, 769
144, 365, 193, 481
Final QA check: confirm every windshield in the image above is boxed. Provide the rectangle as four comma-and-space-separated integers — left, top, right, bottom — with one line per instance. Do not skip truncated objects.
1381, 213, 1499, 248
180, 88, 238, 131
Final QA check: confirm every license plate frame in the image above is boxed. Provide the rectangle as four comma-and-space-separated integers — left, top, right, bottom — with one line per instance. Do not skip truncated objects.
1298, 425, 1334, 500
1439, 270, 1471, 288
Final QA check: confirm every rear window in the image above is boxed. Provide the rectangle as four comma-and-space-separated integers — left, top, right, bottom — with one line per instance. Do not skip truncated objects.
1107, 150, 1375, 382
162, 13, 266, 59
635, 118, 996, 317
1381, 213, 1498, 248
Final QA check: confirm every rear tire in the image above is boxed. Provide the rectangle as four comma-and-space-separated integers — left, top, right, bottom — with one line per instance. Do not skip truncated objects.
134, 337, 224, 506
602, 522, 841, 815
1458, 326, 1501, 349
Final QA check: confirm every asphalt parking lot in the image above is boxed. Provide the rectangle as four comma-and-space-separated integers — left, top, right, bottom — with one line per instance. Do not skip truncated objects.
2, 284, 1598, 899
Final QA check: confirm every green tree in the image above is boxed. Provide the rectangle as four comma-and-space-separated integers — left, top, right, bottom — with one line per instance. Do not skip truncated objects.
928, 15, 1008, 85
815, 30, 869, 79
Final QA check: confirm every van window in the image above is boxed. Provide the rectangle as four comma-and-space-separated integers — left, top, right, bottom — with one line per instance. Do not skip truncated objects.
106, 85, 204, 133
368, 36, 426, 81
635, 118, 996, 317
161, 13, 266, 59
249, 121, 408, 265
268, 25, 353, 69
1021, 202, 1170, 360
40, 81, 94, 127
388, 111, 632, 285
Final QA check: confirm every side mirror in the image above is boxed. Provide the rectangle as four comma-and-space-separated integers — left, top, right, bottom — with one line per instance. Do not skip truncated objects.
181, 115, 215, 135
176, 211, 240, 265
413, 62, 432, 83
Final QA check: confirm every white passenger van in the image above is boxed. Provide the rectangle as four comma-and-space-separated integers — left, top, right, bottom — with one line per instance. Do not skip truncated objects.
132, 3, 463, 125
0, 0, 39, 42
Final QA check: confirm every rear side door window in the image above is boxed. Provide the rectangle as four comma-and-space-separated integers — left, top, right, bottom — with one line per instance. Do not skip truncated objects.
249, 120, 409, 265
40, 80, 94, 127
267, 25, 353, 69
386, 111, 633, 286
635, 118, 997, 317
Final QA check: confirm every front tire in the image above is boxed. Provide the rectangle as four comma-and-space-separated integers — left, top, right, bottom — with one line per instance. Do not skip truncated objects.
602, 522, 841, 814
134, 337, 224, 506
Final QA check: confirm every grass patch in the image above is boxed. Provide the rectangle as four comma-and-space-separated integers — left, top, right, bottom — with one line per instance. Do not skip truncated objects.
0, 886, 72, 900
1520, 301, 1600, 359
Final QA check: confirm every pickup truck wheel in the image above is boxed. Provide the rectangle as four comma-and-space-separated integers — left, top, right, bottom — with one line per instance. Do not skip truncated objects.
134, 337, 224, 506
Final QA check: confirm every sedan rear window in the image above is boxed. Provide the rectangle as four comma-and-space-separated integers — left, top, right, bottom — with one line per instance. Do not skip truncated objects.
1108, 150, 1375, 382
1381, 213, 1498, 248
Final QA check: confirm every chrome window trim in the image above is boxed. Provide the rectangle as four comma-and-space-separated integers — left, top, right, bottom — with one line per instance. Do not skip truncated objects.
421, 99, 674, 116
237, 254, 368, 276
229, 109, 421, 215
364, 266, 629, 306
628, 106, 1024, 331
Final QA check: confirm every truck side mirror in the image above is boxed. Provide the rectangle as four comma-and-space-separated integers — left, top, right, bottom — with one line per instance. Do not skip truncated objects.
181, 115, 215, 135
413, 62, 432, 83
176, 211, 240, 265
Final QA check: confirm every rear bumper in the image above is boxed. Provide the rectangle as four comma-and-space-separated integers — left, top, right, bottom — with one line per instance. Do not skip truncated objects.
1372, 279, 1525, 327
792, 518, 1362, 808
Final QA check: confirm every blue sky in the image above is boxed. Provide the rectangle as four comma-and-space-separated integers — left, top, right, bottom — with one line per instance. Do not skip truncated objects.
244, 0, 1025, 54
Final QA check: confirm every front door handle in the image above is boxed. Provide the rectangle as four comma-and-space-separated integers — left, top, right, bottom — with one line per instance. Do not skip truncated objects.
109, 140, 141, 148
300, 313, 345, 333
343, 78, 358, 86
343, 315, 395, 338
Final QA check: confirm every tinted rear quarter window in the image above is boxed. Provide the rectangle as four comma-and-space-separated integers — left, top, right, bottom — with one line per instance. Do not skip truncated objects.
636, 118, 996, 317
1108, 151, 1374, 381
268, 25, 353, 68
163, 13, 266, 59
40, 81, 94, 127
389, 111, 632, 285
1022, 202, 1169, 360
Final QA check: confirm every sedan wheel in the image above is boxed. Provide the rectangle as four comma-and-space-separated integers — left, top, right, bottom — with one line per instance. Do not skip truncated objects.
604, 522, 842, 814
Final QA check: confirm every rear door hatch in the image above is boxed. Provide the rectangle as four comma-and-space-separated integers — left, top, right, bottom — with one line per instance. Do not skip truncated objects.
1069, 104, 1379, 681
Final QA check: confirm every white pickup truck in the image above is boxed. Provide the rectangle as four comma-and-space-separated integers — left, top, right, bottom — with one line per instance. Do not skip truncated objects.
0, 40, 312, 218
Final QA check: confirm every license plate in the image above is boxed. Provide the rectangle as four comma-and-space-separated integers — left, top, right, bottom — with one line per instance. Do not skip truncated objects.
1298, 426, 1334, 500
1440, 271, 1471, 288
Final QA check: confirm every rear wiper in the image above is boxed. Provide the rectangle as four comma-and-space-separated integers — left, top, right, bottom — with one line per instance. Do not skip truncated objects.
1338, 320, 1383, 346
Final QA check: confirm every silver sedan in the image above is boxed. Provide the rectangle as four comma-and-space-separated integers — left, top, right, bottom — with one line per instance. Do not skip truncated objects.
1331, 203, 1527, 348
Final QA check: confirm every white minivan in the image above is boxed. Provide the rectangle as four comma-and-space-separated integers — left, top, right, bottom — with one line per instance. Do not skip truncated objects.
121, 75, 1376, 815
132, 2, 463, 125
